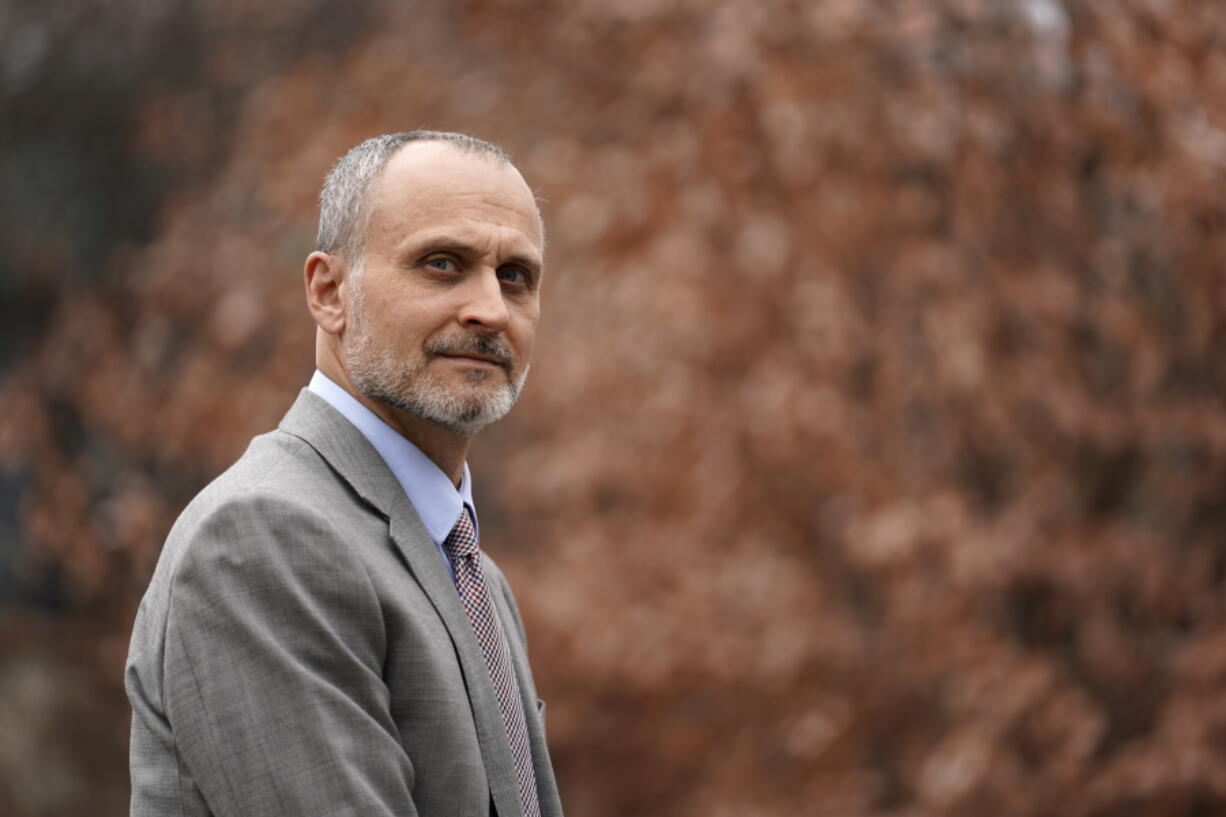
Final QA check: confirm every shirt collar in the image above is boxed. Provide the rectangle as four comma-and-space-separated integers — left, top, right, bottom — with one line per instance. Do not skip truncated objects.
308, 370, 476, 545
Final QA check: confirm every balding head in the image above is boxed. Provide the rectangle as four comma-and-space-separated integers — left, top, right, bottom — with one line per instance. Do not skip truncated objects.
316, 130, 516, 266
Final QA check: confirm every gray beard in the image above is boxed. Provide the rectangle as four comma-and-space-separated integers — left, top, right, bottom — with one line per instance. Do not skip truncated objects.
346, 296, 527, 437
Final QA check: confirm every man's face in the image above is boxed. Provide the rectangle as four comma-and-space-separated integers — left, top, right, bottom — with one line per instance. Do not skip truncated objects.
343, 143, 544, 436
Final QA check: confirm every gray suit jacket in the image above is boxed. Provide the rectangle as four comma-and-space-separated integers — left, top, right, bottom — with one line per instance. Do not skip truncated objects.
126, 390, 563, 817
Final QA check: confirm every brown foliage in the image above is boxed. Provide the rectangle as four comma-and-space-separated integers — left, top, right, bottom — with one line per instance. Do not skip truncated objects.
3, 0, 1226, 815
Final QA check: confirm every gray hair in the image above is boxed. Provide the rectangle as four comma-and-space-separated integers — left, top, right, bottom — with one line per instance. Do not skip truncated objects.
316, 130, 512, 263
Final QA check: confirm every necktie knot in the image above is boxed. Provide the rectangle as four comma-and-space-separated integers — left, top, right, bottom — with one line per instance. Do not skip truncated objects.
443, 509, 479, 560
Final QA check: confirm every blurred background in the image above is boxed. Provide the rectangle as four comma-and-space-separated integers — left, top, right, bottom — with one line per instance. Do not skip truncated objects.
3, 0, 1226, 814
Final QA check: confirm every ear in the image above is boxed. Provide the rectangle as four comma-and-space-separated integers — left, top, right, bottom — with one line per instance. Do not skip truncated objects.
304, 251, 349, 335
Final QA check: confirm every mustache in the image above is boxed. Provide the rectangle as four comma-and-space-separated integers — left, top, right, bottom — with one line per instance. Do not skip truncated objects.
425, 334, 516, 368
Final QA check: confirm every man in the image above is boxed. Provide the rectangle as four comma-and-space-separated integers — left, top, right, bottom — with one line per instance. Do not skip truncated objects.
125, 131, 564, 817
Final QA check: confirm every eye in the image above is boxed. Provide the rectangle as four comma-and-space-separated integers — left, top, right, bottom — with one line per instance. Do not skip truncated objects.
425, 257, 458, 272
496, 266, 528, 285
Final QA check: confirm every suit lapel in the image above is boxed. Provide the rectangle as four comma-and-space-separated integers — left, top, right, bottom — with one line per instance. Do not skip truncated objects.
488, 572, 565, 817
278, 389, 524, 817
384, 507, 523, 817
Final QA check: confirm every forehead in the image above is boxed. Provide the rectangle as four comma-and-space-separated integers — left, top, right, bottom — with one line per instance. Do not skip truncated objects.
366, 142, 543, 257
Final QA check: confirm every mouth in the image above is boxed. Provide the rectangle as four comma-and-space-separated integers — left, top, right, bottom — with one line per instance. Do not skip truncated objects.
438, 352, 505, 368
429, 335, 515, 372
436, 348, 512, 370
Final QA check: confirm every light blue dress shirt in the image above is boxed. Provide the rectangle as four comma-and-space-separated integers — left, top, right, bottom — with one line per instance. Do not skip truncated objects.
308, 370, 476, 577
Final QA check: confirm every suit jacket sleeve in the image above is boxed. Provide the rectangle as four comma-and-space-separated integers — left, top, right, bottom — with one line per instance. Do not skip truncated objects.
160, 490, 418, 816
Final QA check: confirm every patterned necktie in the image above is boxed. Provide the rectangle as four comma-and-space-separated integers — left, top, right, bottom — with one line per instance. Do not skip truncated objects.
443, 510, 541, 817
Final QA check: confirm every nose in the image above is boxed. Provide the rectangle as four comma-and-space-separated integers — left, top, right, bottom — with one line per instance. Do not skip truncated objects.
457, 267, 510, 333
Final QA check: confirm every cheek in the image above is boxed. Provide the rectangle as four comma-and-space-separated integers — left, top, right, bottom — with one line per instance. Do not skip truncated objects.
510, 312, 539, 356
383, 302, 441, 337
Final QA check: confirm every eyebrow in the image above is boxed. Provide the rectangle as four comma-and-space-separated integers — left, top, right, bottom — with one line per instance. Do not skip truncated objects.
411, 237, 543, 272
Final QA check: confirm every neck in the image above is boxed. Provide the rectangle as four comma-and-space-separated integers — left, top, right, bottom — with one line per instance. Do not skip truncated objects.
317, 350, 470, 486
